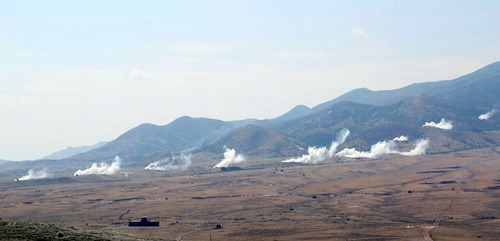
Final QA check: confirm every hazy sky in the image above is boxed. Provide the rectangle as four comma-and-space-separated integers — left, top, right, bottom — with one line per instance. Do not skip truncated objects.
1, 0, 499, 160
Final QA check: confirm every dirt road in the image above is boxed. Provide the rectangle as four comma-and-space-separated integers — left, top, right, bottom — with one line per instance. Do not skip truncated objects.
422, 197, 455, 241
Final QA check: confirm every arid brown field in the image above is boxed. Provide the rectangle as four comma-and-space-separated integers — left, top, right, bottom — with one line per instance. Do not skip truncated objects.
1, 147, 499, 240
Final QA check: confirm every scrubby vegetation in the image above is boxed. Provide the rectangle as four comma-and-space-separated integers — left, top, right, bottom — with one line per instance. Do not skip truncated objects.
0, 217, 159, 241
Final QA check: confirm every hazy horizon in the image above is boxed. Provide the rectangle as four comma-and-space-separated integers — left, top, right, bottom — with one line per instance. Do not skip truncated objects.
1, 0, 499, 160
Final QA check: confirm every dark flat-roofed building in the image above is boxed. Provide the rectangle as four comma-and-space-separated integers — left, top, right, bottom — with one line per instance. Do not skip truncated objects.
128, 217, 159, 227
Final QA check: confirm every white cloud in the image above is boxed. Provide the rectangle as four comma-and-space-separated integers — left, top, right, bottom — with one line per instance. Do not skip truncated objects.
173, 44, 221, 52
273, 51, 325, 58
272, 49, 394, 59
171, 41, 252, 52
350, 26, 370, 38
129, 68, 149, 80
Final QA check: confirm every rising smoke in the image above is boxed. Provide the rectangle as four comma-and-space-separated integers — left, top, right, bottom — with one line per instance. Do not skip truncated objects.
335, 136, 429, 159
399, 139, 429, 156
74, 156, 121, 176
393, 135, 409, 142
479, 109, 496, 120
213, 146, 245, 168
17, 168, 50, 181
282, 129, 350, 164
145, 153, 192, 171
422, 118, 453, 130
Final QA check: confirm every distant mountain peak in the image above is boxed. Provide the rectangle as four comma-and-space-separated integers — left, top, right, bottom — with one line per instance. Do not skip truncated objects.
42, 141, 108, 160
268, 104, 312, 123
313, 61, 500, 109
173, 115, 194, 122
351, 87, 372, 92
292, 104, 310, 110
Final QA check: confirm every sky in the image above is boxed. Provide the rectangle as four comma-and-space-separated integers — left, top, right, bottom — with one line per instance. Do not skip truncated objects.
1, 0, 499, 161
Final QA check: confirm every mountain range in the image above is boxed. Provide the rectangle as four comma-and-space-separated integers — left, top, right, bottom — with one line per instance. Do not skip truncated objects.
42, 141, 108, 160
3, 61, 499, 172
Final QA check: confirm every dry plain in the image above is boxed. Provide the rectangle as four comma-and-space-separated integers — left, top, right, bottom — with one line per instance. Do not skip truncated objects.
1, 147, 500, 240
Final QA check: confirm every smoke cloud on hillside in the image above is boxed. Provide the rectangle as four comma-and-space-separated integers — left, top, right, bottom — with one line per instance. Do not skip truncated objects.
74, 156, 121, 176
399, 139, 429, 156
479, 109, 496, 120
145, 153, 192, 171
422, 118, 453, 130
17, 168, 50, 181
336, 137, 429, 159
214, 147, 245, 168
393, 135, 409, 142
282, 129, 350, 164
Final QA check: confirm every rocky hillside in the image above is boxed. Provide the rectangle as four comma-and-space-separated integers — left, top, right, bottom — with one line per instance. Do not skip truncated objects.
0, 217, 160, 241
197, 124, 306, 158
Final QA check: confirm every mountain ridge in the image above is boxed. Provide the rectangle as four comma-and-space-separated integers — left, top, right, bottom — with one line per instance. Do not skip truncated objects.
63, 61, 500, 162
313, 61, 500, 109
42, 141, 108, 160
197, 124, 307, 158
2, 61, 497, 173
274, 93, 498, 152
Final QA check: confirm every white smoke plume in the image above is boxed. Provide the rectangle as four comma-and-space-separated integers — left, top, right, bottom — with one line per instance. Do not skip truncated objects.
145, 153, 192, 171
335, 137, 429, 159
282, 129, 350, 164
74, 156, 121, 176
479, 109, 496, 120
336, 140, 397, 159
213, 146, 245, 168
422, 118, 453, 130
393, 135, 408, 142
17, 168, 50, 181
399, 139, 429, 156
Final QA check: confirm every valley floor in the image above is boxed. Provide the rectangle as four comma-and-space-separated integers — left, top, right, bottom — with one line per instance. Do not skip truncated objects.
1, 147, 500, 240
